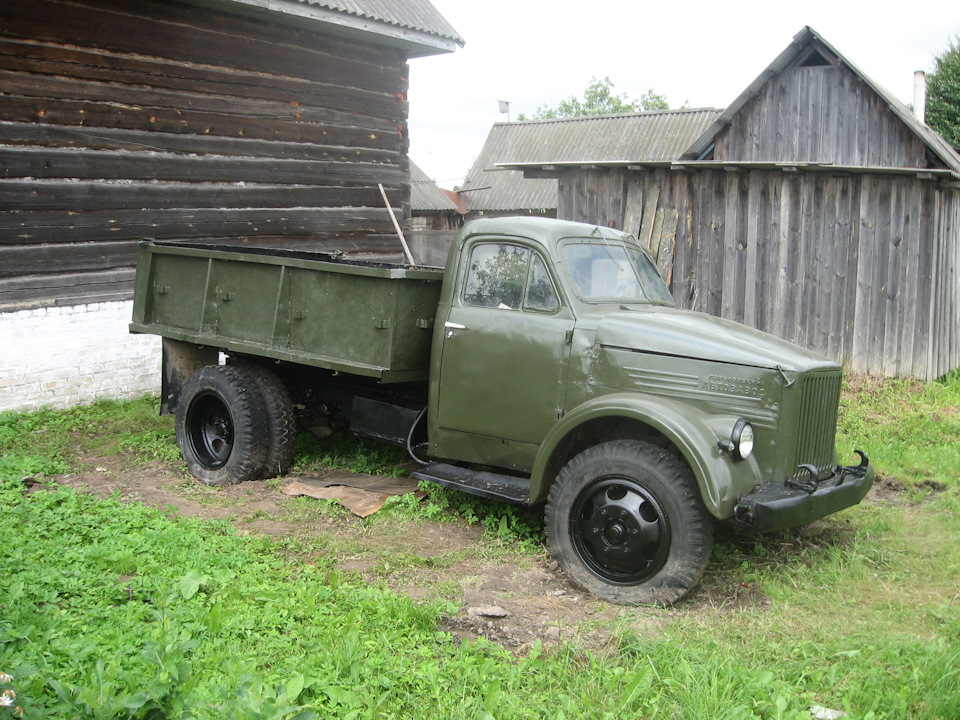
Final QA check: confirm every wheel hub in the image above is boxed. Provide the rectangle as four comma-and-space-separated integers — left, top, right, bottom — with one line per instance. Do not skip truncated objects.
572, 477, 671, 584
188, 393, 235, 469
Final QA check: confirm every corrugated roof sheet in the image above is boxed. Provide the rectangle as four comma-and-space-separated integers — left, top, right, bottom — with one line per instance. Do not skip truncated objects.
410, 160, 459, 211
294, 0, 463, 45
216, 0, 463, 55
461, 109, 722, 212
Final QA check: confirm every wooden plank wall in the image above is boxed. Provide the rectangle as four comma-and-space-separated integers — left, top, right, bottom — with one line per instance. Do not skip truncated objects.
716, 64, 929, 167
0, 0, 410, 309
556, 166, 960, 380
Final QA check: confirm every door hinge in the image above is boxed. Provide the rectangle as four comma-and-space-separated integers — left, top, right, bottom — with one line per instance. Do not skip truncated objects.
563, 329, 574, 345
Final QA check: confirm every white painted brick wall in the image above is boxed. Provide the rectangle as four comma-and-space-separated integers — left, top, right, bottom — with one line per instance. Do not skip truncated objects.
0, 301, 161, 413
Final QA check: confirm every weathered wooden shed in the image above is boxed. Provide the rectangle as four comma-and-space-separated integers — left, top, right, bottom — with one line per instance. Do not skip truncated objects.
0, 0, 463, 310
509, 27, 960, 380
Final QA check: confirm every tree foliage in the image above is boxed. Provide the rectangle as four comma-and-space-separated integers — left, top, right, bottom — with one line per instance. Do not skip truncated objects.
926, 35, 960, 146
518, 76, 669, 121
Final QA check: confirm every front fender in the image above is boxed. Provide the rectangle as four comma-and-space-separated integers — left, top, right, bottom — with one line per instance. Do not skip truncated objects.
530, 393, 761, 518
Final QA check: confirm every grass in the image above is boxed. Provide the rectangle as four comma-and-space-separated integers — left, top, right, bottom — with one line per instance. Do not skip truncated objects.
2, 379, 960, 719
836, 370, 960, 489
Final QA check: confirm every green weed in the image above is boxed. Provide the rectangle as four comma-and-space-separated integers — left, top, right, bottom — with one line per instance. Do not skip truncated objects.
838, 373, 960, 491
3, 380, 960, 719
293, 434, 410, 477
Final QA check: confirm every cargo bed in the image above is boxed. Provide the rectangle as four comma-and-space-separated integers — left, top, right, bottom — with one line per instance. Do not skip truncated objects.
130, 241, 444, 383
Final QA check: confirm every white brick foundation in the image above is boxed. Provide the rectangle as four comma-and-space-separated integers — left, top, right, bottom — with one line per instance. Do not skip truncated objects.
0, 301, 161, 413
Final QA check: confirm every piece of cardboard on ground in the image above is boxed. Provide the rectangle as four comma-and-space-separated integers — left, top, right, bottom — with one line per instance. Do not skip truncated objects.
282, 469, 422, 517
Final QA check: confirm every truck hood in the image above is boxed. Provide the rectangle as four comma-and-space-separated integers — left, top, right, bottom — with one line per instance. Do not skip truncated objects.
592, 307, 836, 373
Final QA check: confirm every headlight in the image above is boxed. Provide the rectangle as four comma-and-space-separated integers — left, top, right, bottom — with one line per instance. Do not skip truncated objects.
731, 419, 754, 461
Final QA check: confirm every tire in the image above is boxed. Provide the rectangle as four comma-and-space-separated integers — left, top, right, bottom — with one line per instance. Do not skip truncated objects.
545, 440, 713, 606
175, 365, 269, 486
236, 363, 298, 478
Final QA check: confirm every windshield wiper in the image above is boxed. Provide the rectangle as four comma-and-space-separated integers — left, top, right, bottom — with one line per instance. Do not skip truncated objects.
592, 226, 625, 273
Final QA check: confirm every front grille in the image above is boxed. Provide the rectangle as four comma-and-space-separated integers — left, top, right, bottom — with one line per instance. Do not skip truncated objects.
791, 371, 842, 480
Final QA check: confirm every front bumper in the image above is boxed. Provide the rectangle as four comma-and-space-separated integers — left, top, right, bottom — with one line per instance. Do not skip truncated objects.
733, 453, 874, 532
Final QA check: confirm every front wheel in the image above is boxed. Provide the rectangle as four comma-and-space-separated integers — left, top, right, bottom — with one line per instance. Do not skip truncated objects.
175, 365, 268, 485
545, 440, 713, 605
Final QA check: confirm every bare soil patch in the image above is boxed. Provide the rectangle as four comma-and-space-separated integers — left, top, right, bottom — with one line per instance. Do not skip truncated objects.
54, 453, 640, 649
50, 451, 902, 650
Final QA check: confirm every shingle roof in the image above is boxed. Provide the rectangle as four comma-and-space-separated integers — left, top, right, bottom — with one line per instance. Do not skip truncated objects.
220, 0, 463, 56
461, 109, 722, 212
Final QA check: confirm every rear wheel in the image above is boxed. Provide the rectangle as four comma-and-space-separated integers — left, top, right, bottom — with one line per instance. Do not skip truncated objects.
236, 363, 298, 478
176, 365, 268, 485
545, 440, 713, 605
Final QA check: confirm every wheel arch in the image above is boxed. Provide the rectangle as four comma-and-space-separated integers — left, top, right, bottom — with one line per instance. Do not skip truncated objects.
530, 393, 752, 518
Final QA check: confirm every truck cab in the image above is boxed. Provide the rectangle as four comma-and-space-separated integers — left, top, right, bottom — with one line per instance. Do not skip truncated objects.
417, 217, 873, 604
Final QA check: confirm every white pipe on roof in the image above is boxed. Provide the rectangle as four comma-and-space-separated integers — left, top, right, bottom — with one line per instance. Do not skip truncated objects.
914, 71, 926, 125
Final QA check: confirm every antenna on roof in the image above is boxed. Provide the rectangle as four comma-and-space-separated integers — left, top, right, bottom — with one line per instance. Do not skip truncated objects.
498, 100, 511, 122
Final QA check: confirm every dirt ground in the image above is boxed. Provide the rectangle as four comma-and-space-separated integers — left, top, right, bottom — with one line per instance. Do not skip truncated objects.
51, 452, 899, 651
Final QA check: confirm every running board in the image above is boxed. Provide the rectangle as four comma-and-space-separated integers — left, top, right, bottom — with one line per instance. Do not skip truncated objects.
412, 462, 530, 505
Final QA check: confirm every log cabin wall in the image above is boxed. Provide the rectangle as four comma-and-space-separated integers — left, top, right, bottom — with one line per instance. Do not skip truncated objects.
556, 166, 960, 380
0, 0, 411, 310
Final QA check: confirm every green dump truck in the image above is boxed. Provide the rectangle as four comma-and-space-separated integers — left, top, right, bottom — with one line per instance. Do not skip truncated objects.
130, 216, 873, 605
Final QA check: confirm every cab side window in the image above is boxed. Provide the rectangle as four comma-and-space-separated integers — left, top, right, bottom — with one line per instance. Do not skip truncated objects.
464, 243, 559, 313
524, 254, 560, 312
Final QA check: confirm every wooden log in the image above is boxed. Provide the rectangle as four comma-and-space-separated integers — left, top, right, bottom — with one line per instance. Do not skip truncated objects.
0, 69, 404, 133
0, 207, 396, 244
0, 268, 136, 310
0, 95, 404, 149
0, 39, 408, 123
0, 147, 407, 185
0, 241, 137, 276
0, 121, 402, 164
0, 180, 381, 212
2, 0, 407, 94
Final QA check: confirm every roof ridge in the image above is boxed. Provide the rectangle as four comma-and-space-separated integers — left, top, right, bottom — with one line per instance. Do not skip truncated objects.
499, 108, 721, 127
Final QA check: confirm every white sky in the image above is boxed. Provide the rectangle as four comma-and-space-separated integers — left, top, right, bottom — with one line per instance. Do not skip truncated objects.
407, 0, 960, 189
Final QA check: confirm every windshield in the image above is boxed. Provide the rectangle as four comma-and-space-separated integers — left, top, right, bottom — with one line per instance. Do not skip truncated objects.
561, 241, 674, 305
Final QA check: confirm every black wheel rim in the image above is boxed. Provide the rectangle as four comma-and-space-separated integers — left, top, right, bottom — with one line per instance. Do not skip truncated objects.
570, 476, 670, 585
186, 391, 234, 469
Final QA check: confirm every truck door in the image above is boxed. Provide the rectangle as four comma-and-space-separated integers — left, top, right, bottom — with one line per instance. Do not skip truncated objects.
437, 240, 574, 445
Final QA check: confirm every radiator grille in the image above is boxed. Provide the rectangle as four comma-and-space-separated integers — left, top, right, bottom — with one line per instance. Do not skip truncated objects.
791, 371, 842, 479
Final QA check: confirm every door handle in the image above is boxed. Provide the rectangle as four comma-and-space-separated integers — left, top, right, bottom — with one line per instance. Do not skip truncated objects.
444, 321, 466, 338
